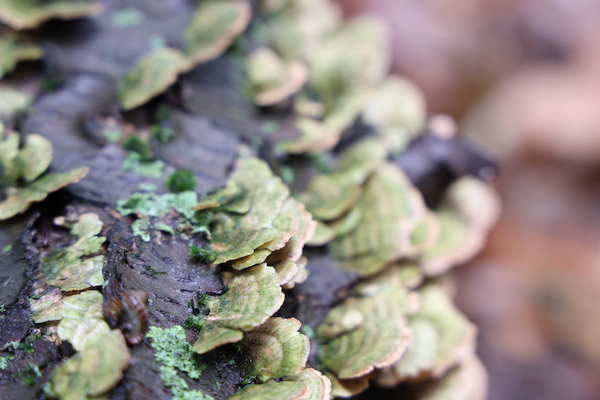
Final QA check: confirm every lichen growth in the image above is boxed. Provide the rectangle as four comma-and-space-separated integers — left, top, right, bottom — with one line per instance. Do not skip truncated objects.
147, 325, 213, 400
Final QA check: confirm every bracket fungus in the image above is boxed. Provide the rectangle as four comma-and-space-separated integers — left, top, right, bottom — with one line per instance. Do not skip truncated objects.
0, 1, 499, 399
0, 125, 88, 220
118, 47, 192, 111
0, 29, 42, 78
0, 86, 33, 118
42, 213, 106, 291
0, 0, 100, 30
247, 47, 308, 107
376, 283, 477, 386
184, 0, 251, 65
192, 264, 285, 354
243, 317, 310, 382
419, 177, 500, 277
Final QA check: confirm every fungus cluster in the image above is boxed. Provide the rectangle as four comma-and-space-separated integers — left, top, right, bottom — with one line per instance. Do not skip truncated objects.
0, 1, 499, 399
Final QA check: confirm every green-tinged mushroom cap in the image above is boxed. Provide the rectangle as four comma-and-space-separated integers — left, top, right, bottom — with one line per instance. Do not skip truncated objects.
0, 30, 42, 78
244, 317, 310, 382
363, 77, 426, 153
285, 368, 332, 400
309, 16, 388, 109
200, 159, 291, 265
42, 213, 106, 291
330, 163, 427, 276
229, 380, 309, 400
275, 117, 339, 155
377, 283, 476, 385
118, 47, 192, 110
247, 47, 309, 106
0, 86, 33, 118
317, 284, 411, 380
193, 263, 284, 354
419, 177, 500, 277
46, 329, 130, 399
0, 0, 100, 30
325, 372, 370, 399
184, 0, 251, 65
302, 138, 386, 221
56, 291, 105, 351
0, 167, 88, 220
416, 356, 488, 400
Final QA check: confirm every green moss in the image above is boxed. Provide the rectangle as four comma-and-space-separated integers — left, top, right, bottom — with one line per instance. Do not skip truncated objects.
151, 124, 174, 143
20, 363, 41, 386
168, 169, 197, 193
122, 152, 166, 178
144, 265, 167, 276
0, 355, 14, 369
122, 136, 152, 161
189, 244, 216, 264
184, 315, 206, 330
147, 326, 213, 400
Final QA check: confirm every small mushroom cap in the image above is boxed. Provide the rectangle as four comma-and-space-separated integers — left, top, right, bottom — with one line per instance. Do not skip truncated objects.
276, 117, 339, 154
377, 283, 477, 385
230, 380, 310, 400
317, 285, 411, 379
0, 31, 43, 78
118, 47, 191, 111
184, 0, 251, 65
416, 356, 488, 400
0, 0, 101, 30
248, 47, 309, 106
285, 368, 332, 400
363, 77, 426, 153
193, 263, 284, 354
203, 158, 291, 265
265, 0, 341, 61
302, 138, 386, 221
330, 163, 427, 277
419, 177, 500, 277
46, 328, 130, 399
244, 317, 310, 382
42, 213, 105, 291
57, 291, 104, 351
0, 86, 33, 118
0, 166, 88, 220
325, 372, 370, 399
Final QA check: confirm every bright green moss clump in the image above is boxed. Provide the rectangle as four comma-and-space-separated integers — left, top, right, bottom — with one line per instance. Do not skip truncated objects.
168, 169, 197, 193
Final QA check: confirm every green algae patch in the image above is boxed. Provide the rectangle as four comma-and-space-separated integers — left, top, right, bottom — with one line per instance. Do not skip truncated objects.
0, 126, 88, 220
118, 47, 192, 110
192, 264, 284, 354
0, 0, 100, 30
42, 213, 105, 291
184, 0, 251, 65
147, 325, 212, 400
244, 317, 310, 382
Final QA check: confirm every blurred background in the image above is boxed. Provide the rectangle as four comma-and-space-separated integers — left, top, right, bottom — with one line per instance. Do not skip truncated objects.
334, 1, 600, 399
